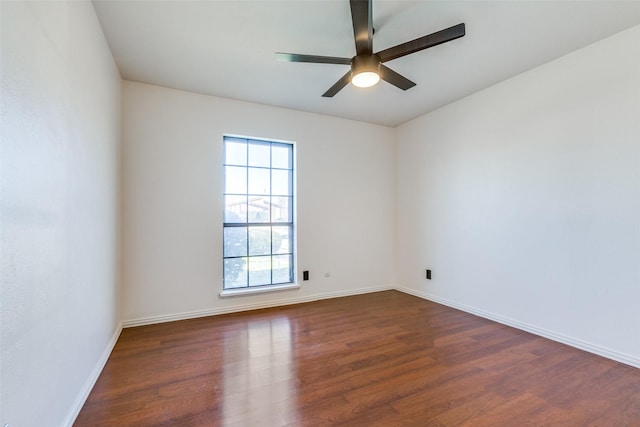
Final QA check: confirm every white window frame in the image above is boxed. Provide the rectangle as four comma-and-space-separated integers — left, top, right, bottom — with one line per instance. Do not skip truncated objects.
220, 135, 298, 297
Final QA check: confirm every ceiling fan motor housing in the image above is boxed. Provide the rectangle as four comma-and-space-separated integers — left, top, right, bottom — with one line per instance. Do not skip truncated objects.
351, 54, 381, 76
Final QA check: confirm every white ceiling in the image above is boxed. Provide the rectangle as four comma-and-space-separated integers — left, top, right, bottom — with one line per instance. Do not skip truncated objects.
93, 0, 640, 127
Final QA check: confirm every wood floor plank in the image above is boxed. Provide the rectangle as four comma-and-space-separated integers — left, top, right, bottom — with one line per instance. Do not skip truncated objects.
74, 291, 640, 426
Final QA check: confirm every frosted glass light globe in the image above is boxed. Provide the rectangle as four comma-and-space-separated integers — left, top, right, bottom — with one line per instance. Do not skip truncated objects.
352, 71, 380, 88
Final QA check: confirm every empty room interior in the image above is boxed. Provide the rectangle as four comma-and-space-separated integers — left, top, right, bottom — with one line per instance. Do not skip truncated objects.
2, 0, 640, 425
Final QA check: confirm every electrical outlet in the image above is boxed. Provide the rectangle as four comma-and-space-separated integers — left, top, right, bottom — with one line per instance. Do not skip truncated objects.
426, 269, 432, 280
303, 271, 309, 281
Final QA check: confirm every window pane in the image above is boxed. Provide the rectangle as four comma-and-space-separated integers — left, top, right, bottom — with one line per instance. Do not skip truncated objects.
272, 143, 292, 169
225, 139, 247, 166
249, 256, 271, 286
272, 255, 292, 284
271, 197, 292, 223
225, 257, 247, 288
225, 195, 247, 223
248, 141, 270, 167
272, 170, 291, 196
225, 166, 247, 194
272, 226, 292, 255
247, 196, 270, 223
248, 226, 271, 256
224, 227, 247, 257
248, 168, 270, 195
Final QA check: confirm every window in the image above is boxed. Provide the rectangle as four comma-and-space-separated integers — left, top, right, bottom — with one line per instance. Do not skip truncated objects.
223, 136, 295, 291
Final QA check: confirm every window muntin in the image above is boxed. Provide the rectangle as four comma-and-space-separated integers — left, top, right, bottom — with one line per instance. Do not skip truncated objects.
223, 137, 294, 290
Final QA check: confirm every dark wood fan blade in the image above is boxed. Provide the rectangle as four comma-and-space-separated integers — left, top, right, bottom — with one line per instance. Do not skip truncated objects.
376, 23, 465, 63
276, 52, 351, 65
350, 0, 373, 55
322, 71, 352, 97
379, 64, 416, 90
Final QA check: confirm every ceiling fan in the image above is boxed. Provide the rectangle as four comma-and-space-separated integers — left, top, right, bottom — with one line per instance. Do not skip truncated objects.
276, 0, 465, 97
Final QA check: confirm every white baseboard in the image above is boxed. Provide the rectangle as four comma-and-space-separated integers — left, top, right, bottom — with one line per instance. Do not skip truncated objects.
62, 321, 123, 427
394, 285, 640, 369
122, 285, 394, 328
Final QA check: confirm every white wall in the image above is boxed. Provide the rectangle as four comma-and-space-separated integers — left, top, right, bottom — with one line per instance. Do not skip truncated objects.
1, 1, 122, 426
396, 25, 640, 366
121, 81, 395, 323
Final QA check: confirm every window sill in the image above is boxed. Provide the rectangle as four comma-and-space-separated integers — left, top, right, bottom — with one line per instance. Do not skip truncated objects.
219, 283, 300, 298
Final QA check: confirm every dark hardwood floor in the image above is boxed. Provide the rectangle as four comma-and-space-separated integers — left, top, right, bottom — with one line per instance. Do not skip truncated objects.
75, 291, 640, 426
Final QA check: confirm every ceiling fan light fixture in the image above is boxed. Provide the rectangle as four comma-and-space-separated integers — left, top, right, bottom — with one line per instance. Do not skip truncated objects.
350, 54, 381, 88
352, 71, 380, 88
